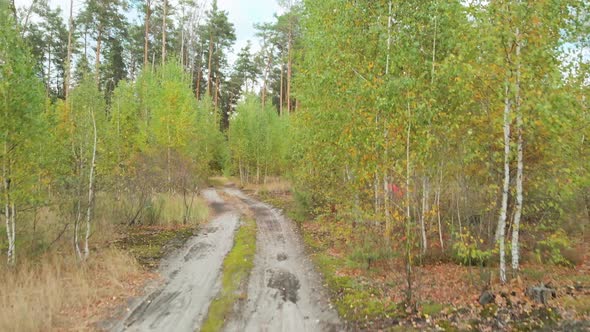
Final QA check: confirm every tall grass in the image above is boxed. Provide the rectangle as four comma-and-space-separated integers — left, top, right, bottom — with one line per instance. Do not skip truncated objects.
0, 249, 141, 331
0, 191, 209, 331
152, 193, 209, 226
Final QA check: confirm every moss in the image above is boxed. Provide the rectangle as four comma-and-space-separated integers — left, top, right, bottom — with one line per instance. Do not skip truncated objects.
312, 252, 400, 324
480, 304, 498, 318
117, 227, 195, 268
421, 302, 446, 316
201, 216, 256, 332
521, 267, 545, 282
436, 320, 459, 331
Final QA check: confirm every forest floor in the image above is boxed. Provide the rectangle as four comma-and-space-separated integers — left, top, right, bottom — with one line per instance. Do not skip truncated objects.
104, 184, 342, 332
248, 181, 590, 331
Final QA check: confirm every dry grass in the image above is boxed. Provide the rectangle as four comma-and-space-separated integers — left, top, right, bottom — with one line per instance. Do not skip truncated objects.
0, 189, 211, 331
0, 248, 146, 332
241, 177, 292, 194
154, 193, 210, 226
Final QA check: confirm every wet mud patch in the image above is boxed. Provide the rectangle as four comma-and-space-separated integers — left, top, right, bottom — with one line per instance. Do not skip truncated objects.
203, 226, 219, 235
115, 226, 195, 269
210, 202, 229, 214
277, 253, 288, 261
184, 242, 213, 261
267, 269, 300, 303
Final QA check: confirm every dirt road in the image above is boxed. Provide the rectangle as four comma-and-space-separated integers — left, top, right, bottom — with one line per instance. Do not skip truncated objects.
110, 189, 239, 331
109, 187, 342, 332
223, 188, 342, 332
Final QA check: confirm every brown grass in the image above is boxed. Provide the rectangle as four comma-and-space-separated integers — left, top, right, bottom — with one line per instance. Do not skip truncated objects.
0, 189, 211, 331
0, 248, 147, 331
240, 177, 292, 194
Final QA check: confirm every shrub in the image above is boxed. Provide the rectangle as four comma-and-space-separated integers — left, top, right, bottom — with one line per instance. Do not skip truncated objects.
452, 234, 493, 266
536, 229, 576, 267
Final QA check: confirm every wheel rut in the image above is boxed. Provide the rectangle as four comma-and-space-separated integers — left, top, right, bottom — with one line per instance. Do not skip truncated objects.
223, 188, 343, 332
109, 189, 239, 332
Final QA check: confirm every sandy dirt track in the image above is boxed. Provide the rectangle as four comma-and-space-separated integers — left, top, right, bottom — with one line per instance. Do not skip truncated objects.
110, 189, 239, 332
108, 187, 342, 332
223, 188, 342, 332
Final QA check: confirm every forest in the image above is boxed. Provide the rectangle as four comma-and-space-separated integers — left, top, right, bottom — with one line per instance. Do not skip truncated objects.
1, 0, 589, 330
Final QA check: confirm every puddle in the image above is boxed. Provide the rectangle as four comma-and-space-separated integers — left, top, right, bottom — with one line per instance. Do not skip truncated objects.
267, 269, 300, 303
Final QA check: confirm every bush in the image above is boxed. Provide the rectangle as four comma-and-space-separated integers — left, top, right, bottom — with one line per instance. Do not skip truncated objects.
536, 229, 576, 267
452, 234, 493, 266
292, 189, 313, 222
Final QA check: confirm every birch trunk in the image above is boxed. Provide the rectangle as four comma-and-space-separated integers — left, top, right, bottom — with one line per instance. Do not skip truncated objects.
9, 203, 15, 265
405, 100, 413, 302
3, 141, 15, 265
498, 82, 512, 283
512, 27, 523, 271
286, 16, 293, 114
436, 168, 444, 250
420, 177, 428, 254
84, 107, 98, 260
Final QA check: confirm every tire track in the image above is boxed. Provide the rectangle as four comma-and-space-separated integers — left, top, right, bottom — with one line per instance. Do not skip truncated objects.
223, 188, 343, 332
109, 189, 239, 332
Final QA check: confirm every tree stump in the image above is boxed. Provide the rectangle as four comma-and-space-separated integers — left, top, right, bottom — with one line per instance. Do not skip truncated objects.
479, 290, 495, 305
525, 285, 556, 304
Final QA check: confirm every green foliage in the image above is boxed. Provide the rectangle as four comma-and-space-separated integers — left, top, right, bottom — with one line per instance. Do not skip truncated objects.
227, 95, 290, 184
536, 229, 574, 267
348, 236, 397, 270
0, 10, 46, 259
313, 252, 400, 323
452, 234, 493, 266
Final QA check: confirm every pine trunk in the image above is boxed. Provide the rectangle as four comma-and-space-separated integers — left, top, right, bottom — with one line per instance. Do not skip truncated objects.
95, 24, 103, 87
161, 0, 167, 65
144, 0, 151, 68
65, 0, 74, 99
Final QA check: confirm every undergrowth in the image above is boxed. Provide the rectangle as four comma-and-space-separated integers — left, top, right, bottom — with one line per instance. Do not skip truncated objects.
0, 249, 141, 332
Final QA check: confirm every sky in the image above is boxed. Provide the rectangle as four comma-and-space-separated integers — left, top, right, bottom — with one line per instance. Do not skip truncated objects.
14, 0, 282, 63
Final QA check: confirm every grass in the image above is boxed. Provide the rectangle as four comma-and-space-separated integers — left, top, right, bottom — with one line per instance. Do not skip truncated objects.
0, 189, 211, 331
200, 216, 257, 332
208, 176, 231, 187
144, 193, 210, 226
312, 250, 400, 325
0, 249, 143, 331
421, 302, 446, 316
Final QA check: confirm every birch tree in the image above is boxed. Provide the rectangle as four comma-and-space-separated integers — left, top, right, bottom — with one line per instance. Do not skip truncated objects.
0, 10, 45, 264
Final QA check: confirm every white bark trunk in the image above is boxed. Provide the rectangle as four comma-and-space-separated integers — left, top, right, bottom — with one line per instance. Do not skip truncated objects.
10, 203, 15, 264
84, 108, 98, 260
512, 27, 523, 271
437, 168, 444, 250
3, 141, 15, 265
420, 177, 428, 254
498, 82, 512, 284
